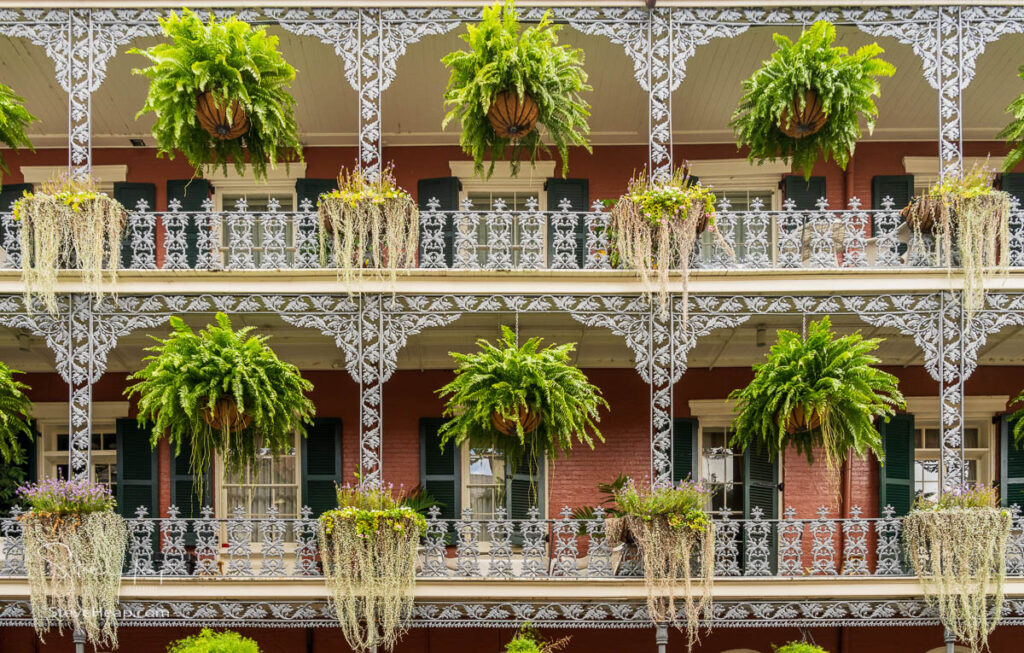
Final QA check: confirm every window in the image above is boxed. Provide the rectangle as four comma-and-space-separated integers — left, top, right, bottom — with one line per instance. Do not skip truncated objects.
699, 426, 744, 518
34, 402, 129, 488
698, 188, 776, 265
459, 442, 545, 525
218, 432, 301, 521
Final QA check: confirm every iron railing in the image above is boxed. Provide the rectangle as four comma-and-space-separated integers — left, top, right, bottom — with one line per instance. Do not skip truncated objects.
2, 196, 1019, 273
2, 504, 1022, 580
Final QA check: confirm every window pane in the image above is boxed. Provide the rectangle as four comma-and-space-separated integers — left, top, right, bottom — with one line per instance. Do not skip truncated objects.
924, 429, 940, 449
56, 434, 69, 451
963, 428, 979, 449
915, 459, 940, 502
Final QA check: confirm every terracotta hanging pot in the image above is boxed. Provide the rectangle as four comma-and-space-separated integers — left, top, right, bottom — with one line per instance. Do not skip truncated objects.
202, 397, 252, 432
487, 91, 540, 140
778, 89, 827, 139
196, 91, 250, 141
491, 405, 542, 435
784, 405, 821, 435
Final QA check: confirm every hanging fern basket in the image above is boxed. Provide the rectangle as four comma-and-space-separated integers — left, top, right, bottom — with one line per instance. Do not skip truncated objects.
487, 90, 540, 140
491, 405, 542, 436
784, 405, 821, 434
201, 397, 252, 432
195, 91, 250, 141
778, 89, 828, 139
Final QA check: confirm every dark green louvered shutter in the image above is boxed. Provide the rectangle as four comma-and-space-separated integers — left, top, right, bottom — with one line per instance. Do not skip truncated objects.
301, 418, 342, 517
878, 413, 915, 517
113, 182, 156, 268
672, 417, 699, 484
295, 178, 337, 210
0, 183, 31, 212
167, 179, 212, 268
784, 175, 827, 211
420, 418, 460, 520
417, 177, 460, 268
0, 423, 36, 514
871, 175, 914, 211
743, 445, 778, 573
116, 418, 157, 519
1002, 173, 1024, 205
507, 445, 544, 521
546, 178, 589, 268
170, 438, 211, 516
1001, 415, 1024, 508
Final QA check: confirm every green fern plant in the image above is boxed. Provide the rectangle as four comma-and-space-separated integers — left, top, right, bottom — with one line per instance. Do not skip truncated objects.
167, 628, 261, 653
131, 9, 302, 180
729, 316, 904, 491
998, 65, 1024, 172
436, 325, 607, 474
0, 361, 33, 465
442, 0, 591, 178
0, 82, 35, 180
504, 623, 570, 653
730, 21, 895, 179
125, 313, 314, 497
773, 643, 830, 653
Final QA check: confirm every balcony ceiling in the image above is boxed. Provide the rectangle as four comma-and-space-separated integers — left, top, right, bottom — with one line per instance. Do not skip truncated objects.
2, 23, 1019, 150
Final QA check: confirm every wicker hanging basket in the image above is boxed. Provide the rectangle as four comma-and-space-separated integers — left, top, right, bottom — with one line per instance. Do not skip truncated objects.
196, 91, 250, 141
202, 397, 252, 432
487, 91, 540, 140
491, 405, 542, 435
901, 197, 946, 233
784, 405, 821, 435
778, 89, 827, 139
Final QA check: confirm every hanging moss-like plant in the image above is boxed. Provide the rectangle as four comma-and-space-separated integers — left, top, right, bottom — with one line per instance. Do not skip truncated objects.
131, 9, 302, 180
317, 166, 418, 287
729, 317, 905, 500
0, 82, 36, 181
318, 483, 426, 652
903, 484, 1010, 653
730, 21, 894, 180
606, 479, 714, 651
610, 166, 719, 318
903, 165, 1010, 322
125, 312, 315, 499
13, 176, 127, 314
17, 478, 127, 649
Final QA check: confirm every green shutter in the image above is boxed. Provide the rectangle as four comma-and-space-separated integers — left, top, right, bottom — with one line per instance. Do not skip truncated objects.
116, 418, 157, 519
1002, 173, 1024, 205
546, 178, 590, 268
743, 446, 778, 519
871, 175, 914, 211
167, 179, 212, 268
113, 182, 156, 268
295, 178, 337, 210
507, 445, 544, 521
878, 413, 915, 517
301, 418, 342, 517
417, 177, 460, 268
170, 437, 211, 517
784, 175, 827, 211
420, 418, 460, 520
672, 417, 698, 484
0, 422, 36, 514
0, 182, 31, 212
1001, 415, 1024, 508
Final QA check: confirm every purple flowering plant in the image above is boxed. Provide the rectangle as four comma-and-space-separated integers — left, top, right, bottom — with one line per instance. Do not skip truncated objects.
16, 477, 116, 515
913, 482, 1000, 511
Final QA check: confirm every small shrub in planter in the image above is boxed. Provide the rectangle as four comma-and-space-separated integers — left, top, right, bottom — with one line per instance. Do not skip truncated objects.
0, 82, 36, 179
442, 0, 591, 178
317, 166, 418, 286
904, 484, 1010, 653
606, 478, 714, 651
131, 9, 302, 180
125, 313, 315, 498
17, 478, 127, 648
609, 166, 720, 317
167, 628, 261, 652
903, 165, 1011, 321
318, 483, 427, 652
729, 317, 905, 498
436, 325, 607, 481
504, 623, 570, 653
13, 176, 127, 314
773, 643, 830, 653
731, 20, 895, 179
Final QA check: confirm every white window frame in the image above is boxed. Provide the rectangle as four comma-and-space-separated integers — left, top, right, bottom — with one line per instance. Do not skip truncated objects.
449, 161, 553, 211
33, 402, 129, 483
458, 441, 548, 521
905, 395, 1005, 495
214, 430, 303, 522
20, 165, 127, 196
205, 163, 307, 212
903, 156, 1006, 194
684, 158, 786, 211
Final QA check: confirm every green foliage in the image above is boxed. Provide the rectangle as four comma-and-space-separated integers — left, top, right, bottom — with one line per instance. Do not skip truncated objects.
613, 479, 712, 534
436, 325, 607, 474
504, 623, 570, 653
0, 463, 26, 513
125, 312, 315, 497
0, 82, 35, 178
0, 361, 32, 465
915, 482, 999, 512
167, 629, 261, 653
730, 21, 895, 179
728, 317, 905, 484
773, 643, 830, 653
442, 0, 591, 178
570, 473, 628, 521
131, 9, 302, 180
999, 65, 1024, 172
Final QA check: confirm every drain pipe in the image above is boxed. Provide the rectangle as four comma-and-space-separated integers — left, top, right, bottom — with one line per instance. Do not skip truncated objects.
655, 623, 668, 653
945, 627, 957, 653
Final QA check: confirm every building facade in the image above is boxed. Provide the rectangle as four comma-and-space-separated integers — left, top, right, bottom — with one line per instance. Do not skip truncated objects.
1, 2, 1024, 652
